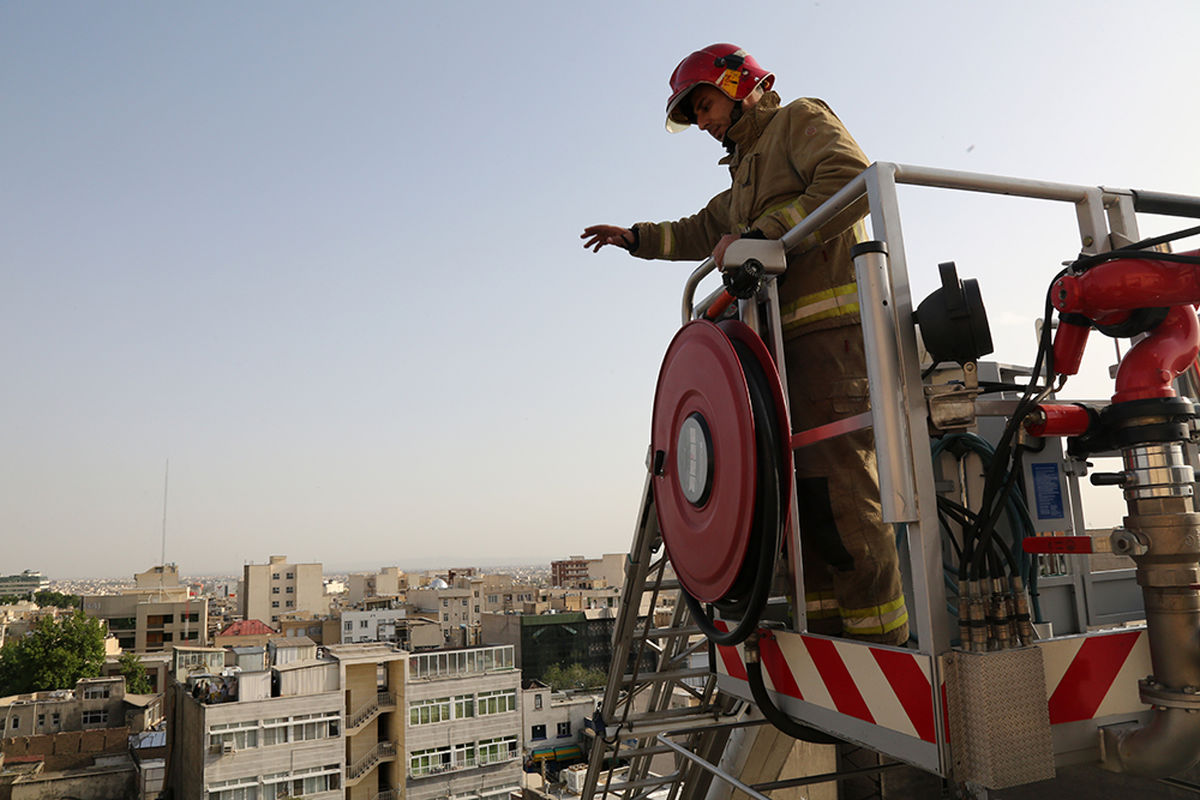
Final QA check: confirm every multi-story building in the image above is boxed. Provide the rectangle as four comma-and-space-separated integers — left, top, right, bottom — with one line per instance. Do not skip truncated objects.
481, 610, 623, 684
0, 676, 133, 738
550, 557, 590, 589
241, 555, 327, 627
346, 567, 405, 605
404, 645, 523, 800
478, 574, 540, 615
550, 554, 625, 589
168, 649, 344, 800
323, 643, 406, 799
521, 679, 598, 771
81, 566, 207, 653
0, 569, 50, 598
406, 579, 481, 647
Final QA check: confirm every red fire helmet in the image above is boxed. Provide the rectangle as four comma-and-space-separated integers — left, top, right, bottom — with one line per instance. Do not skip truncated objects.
665, 44, 775, 133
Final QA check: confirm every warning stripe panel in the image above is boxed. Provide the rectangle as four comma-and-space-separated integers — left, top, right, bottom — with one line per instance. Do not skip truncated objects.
1045, 630, 1144, 724
873, 647, 937, 743
715, 630, 936, 743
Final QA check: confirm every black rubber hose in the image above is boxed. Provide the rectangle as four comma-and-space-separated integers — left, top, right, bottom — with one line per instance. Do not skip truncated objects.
745, 635, 841, 744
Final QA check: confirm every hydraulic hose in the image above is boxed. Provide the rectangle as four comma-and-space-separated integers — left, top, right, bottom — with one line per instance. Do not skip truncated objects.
744, 633, 841, 744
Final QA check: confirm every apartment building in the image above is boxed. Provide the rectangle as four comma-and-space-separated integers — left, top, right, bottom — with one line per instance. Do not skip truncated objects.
0, 569, 50, 597
550, 554, 625, 589
169, 652, 344, 800
478, 574, 540, 615
406, 579, 481, 647
404, 645, 523, 800
81, 566, 207, 652
1, 676, 132, 738
346, 567, 406, 605
241, 555, 327, 626
521, 680, 598, 770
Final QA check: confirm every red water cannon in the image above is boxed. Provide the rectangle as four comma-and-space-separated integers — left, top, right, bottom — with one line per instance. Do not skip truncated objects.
1051, 249, 1200, 403
1027, 249, 1200, 441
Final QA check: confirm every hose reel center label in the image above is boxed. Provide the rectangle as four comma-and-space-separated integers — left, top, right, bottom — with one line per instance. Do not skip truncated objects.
677, 413, 713, 507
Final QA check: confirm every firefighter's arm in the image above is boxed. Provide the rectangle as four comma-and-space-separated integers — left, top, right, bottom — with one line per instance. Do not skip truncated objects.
749, 99, 870, 246
629, 190, 732, 262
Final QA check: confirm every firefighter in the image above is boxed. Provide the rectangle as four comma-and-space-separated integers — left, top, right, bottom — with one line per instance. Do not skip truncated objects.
582, 44, 908, 646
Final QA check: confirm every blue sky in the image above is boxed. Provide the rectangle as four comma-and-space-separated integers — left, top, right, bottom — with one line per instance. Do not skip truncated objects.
4, 2, 1200, 578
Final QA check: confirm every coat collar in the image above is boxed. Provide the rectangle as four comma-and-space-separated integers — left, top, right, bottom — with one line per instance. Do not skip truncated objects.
720, 91, 782, 166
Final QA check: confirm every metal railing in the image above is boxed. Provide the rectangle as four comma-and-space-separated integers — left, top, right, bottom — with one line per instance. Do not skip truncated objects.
347, 741, 397, 783
347, 691, 397, 733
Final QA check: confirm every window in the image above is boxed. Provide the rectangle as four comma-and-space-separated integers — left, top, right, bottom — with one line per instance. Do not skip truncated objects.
558, 721, 572, 737
207, 777, 260, 800
51, 713, 60, 727
272, 586, 280, 594
409, 696, 452, 726
82, 710, 108, 725
83, 684, 112, 700
286, 586, 294, 594
534, 694, 543, 710
272, 572, 280, 579
461, 598, 467, 606
442, 599, 448, 608
10, 717, 18, 729
209, 721, 258, 751
531, 724, 546, 740
272, 601, 280, 608
360, 619, 369, 628
37, 714, 44, 727
475, 605, 480, 613
478, 689, 517, 716
410, 743, 474, 776
344, 620, 353, 631
453, 694, 474, 719
488, 594, 498, 604
478, 736, 518, 765
286, 600, 294, 607
286, 572, 294, 579
442, 613, 449, 622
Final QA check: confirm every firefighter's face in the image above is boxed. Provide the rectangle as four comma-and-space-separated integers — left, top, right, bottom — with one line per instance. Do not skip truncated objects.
690, 85, 736, 142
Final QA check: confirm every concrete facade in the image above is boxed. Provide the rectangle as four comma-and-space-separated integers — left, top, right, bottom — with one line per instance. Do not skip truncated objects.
82, 572, 207, 653
242, 555, 327, 627
0, 677, 129, 740
404, 645, 523, 800
169, 660, 343, 800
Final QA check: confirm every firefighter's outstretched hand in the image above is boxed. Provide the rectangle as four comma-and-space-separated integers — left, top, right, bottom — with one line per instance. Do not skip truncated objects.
712, 233, 741, 270
581, 225, 633, 253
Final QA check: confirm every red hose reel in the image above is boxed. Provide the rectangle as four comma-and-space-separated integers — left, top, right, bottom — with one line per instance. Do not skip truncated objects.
650, 319, 791, 609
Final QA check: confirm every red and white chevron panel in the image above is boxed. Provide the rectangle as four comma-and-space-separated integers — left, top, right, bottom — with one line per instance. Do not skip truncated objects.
716, 630, 938, 743
1038, 628, 1150, 724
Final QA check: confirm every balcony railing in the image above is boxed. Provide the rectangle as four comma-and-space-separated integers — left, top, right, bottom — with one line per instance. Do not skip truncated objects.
347, 741, 397, 784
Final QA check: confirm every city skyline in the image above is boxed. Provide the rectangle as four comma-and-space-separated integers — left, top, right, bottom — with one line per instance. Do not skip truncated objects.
5, 3, 1200, 578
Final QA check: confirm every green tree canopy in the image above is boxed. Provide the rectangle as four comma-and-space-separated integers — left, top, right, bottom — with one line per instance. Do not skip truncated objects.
0, 611, 106, 696
119, 650, 153, 694
542, 662, 607, 691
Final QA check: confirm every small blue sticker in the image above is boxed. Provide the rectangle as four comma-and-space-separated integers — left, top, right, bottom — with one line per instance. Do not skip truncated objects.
1031, 462, 1064, 520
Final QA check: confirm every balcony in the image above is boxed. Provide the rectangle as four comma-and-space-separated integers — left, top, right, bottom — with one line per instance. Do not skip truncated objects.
346, 741, 397, 786
370, 791, 397, 800
347, 691, 397, 734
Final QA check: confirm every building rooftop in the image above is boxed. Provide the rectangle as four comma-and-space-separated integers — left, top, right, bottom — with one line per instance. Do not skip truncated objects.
219, 618, 277, 637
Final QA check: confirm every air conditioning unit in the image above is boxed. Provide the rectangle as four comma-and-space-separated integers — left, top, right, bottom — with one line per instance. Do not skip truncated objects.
221, 743, 236, 754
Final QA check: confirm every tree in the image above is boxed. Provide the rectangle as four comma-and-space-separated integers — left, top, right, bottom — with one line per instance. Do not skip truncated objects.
33, 590, 81, 610
119, 651, 153, 694
0, 611, 106, 696
541, 662, 607, 691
